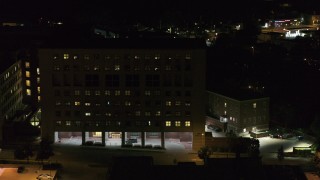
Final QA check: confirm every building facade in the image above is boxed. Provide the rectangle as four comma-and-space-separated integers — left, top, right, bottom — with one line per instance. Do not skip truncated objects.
39, 39, 206, 151
0, 57, 24, 144
206, 91, 269, 134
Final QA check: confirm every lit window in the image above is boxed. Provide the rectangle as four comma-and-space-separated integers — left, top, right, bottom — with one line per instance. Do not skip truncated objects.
37, 86, 40, 93
114, 65, 120, 71
73, 55, 79, 60
125, 101, 131, 106
37, 77, 40, 84
155, 111, 161, 116
166, 101, 171, 106
135, 111, 141, 116
185, 121, 191, 127
25, 62, 30, 68
30, 117, 39, 126
125, 90, 131, 96
85, 90, 91, 96
165, 121, 171, 126
66, 121, 71, 126
175, 121, 181, 127
26, 80, 31, 86
85, 102, 91, 106
115, 90, 121, 96
145, 90, 151, 96
253, 103, 257, 108
95, 90, 100, 95
105, 90, 111, 96
106, 112, 111, 117
175, 101, 181, 106
74, 90, 80, 96
75, 101, 81, 106
93, 132, 102, 137
155, 54, 160, 59
26, 71, 30, 77
37, 68, 40, 75
85, 112, 91, 116
26, 89, 31, 96
84, 55, 90, 60
145, 112, 151, 116
38, 96, 41, 102
224, 102, 227, 107
63, 53, 69, 59
185, 53, 191, 59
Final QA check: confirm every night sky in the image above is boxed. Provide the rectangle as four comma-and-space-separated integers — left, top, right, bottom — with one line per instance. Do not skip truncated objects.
2, 0, 320, 25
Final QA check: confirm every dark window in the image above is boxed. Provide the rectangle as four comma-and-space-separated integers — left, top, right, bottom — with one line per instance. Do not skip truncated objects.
125, 74, 140, 87
105, 75, 119, 87
85, 74, 99, 87
146, 74, 160, 87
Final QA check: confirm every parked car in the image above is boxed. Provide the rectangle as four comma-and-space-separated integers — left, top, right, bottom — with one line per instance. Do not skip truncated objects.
269, 134, 280, 138
36, 174, 53, 180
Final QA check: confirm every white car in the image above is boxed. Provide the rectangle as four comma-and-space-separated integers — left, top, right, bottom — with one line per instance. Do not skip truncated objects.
36, 174, 53, 180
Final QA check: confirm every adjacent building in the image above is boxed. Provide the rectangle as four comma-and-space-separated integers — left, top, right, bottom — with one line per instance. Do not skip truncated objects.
0, 50, 24, 145
39, 38, 207, 151
206, 90, 269, 134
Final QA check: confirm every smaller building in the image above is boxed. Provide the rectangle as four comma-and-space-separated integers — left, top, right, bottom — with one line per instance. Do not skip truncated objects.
206, 90, 269, 134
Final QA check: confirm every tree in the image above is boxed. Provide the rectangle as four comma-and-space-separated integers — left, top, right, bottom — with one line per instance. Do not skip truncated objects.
14, 144, 34, 163
36, 138, 54, 163
313, 146, 320, 176
197, 146, 212, 165
248, 138, 260, 158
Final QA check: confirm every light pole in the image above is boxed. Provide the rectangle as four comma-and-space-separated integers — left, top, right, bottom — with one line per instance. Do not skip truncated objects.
251, 46, 255, 56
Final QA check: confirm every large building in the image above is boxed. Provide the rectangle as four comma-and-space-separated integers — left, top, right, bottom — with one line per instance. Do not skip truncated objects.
206, 90, 270, 134
0, 50, 24, 145
39, 38, 207, 151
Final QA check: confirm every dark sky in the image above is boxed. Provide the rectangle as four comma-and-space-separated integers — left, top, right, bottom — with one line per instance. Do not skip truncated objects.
1, 0, 320, 24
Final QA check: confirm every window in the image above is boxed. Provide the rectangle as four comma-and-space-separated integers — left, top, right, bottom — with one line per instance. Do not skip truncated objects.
125, 90, 131, 96
224, 102, 227, 107
75, 101, 81, 106
66, 121, 71, 126
115, 90, 121, 96
185, 121, 191, 127
63, 54, 69, 59
95, 90, 100, 96
26, 89, 31, 96
25, 71, 30, 78
165, 121, 171, 127
125, 74, 140, 87
85, 74, 99, 87
175, 101, 181, 106
145, 90, 151, 96
175, 121, 181, 127
114, 65, 120, 71
145, 111, 151, 116
84, 55, 90, 60
155, 111, 161, 116
146, 74, 160, 87
166, 101, 172, 106
26, 80, 31, 87
85, 112, 91, 116
25, 62, 30, 68
74, 90, 80, 96
105, 90, 111, 96
253, 103, 257, 108
105, 75, 120, 87
85, 102, 91, 106
85, 90, 91, 96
